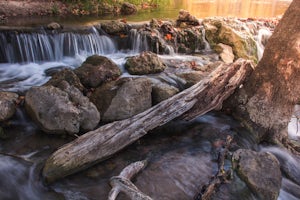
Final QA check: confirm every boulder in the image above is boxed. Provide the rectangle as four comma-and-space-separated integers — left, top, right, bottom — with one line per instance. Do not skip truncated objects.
74, 55, 121, 88
120, 2, 137, 15
125, 51, 166, 75
176, 9, 200, 26
203, 18, 257, 62
25, 83, 100, 134
100, 20, 129, 35
151, 80, 179, 104
232, 149, 281, 200
0, 91, 19, 122
215, 43, 234, 64
90, 77, 152, 122
44, 68, 85, 92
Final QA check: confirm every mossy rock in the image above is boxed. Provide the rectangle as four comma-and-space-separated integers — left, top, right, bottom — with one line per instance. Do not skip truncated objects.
204, 18, 258, 63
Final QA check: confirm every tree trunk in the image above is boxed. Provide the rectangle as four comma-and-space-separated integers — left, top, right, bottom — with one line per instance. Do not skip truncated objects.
42, 59, 253, 183
224, 0, 300, 143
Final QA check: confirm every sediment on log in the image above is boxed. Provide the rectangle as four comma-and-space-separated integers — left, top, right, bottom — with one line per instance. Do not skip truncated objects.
42, 59, 254, 183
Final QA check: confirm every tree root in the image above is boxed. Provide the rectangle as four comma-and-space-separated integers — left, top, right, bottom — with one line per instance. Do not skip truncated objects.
108, 160, 152, 200
194, 135, 233, 200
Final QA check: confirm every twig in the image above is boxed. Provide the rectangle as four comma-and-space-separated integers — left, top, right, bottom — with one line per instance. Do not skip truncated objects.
194, 135, 233, 200
108, 160, 152, 200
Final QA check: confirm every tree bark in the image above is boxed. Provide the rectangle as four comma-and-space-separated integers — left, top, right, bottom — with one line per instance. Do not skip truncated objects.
42, 59, 253, 183
224, 0, 300, 143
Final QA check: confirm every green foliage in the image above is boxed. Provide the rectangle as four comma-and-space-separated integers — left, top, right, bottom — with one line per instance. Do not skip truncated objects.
51, 4, 60, 15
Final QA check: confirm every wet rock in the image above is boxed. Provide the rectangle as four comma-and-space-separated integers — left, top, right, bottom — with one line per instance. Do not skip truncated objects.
232, 149, 281, 200
203, 18, 257, 62
120, 2, 137, 15
176, 71, 205, 88
0, 91, 19, 122
45, 68, 85, 92
74, 55, 121, 88
176, 61, 221, 88
151, 80, 179, 104
177, 27, 204, 54
125, 51, 166, 75
90, 77, 152, 122
101, 20, 129, 35
215, 43, 234, 64
25, 83, 100, 134
46, 22, 63, 30
176, 9, 200, 26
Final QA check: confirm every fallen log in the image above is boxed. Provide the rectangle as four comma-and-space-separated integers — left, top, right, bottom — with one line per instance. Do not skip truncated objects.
42, 59, 254, 183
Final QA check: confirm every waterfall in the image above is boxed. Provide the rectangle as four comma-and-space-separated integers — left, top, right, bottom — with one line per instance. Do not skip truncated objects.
129, 29, 149, 53
255, 28, 272, 60
0, 27, 117, 63
201, 28, 211, 52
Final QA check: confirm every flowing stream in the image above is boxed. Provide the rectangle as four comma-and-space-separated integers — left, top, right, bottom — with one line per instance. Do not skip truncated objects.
0, 7, 299, 199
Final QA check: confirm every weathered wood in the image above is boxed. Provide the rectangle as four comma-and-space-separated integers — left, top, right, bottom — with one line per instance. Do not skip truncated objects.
42, 59, 254, 183
108, 160, 152, 200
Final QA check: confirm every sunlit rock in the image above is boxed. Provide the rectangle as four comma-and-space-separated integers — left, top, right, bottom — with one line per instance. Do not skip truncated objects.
203, 18, 258, 62
215, 43, 234, 64
120, 2, 137, 15
176, 9, 200, 26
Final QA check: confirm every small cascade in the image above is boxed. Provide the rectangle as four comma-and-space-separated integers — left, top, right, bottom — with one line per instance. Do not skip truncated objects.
201, 28, 211, 52
129, 29, 149, 53
0, 27, 117, 63
255, 28, 272, 60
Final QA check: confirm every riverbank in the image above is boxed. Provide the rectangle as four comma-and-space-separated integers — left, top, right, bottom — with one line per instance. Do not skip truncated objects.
0, 0, 158, 24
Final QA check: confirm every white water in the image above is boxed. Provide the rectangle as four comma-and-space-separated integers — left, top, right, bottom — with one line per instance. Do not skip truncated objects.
255, 28, 272, 60
0, 27, 116, 63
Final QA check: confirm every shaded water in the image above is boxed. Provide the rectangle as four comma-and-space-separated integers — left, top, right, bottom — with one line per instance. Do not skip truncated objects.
0, 110, 258, 200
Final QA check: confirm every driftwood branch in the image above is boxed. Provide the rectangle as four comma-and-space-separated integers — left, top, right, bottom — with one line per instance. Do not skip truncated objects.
194, 135, 233, 200
108, 160, 152, 200
42, 59, 254, 183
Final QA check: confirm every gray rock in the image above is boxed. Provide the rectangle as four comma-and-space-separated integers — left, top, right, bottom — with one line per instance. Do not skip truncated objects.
90, 77, 152, 122
45, 68, 85, 92
74, 55, 121, 88
0, 91, 19, 122
25, 83, 100, 134
151, 80, 179, 104
232, 149, 281, 200
125, 51, 166, 75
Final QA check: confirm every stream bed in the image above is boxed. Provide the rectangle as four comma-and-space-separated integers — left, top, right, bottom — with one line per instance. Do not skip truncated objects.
0, 2, 300, 198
